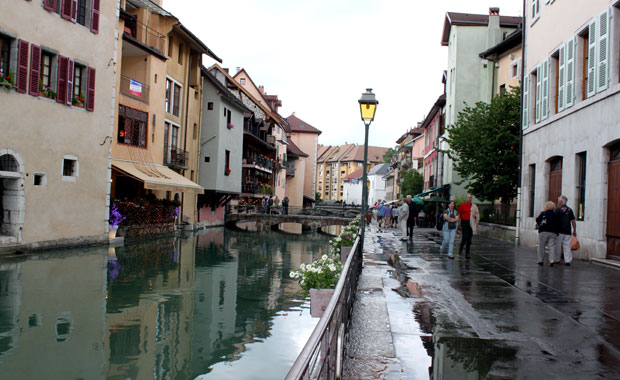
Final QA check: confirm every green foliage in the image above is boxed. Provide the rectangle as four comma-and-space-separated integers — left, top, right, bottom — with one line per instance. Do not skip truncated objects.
443, 86, 521, 204
400, 170, 424, 197
315, 191, 322, 203
383, 148, 396, 163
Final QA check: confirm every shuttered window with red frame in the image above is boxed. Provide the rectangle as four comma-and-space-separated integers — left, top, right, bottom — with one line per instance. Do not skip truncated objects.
91, 0, 100, 34
56, 56, 68, 104
66, 59, 74, 105
28, 45, 41, 96
43, 0, 57, 12
86, 66, 95, 111
16, 40, 29, 94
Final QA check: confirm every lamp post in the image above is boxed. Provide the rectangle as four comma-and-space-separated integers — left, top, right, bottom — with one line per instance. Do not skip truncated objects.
358, 88, 378, 251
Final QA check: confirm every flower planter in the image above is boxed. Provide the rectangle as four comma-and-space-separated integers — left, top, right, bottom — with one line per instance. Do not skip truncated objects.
73, 103, 85, 108
310, 288, 335, 318
109, 226, 119, 240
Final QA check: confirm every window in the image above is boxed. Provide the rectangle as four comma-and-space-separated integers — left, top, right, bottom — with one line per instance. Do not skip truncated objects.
576, 152, 586, 220
225, 150, 230, 175
531, 0, 540, 21
240, 78, 246, 85
0, 35, 12, 77
207, 102, 213, 110
33, 173, 46, 186
510, 60, 520, 79
178, 43, 183, 65
62, 155, 78, 180
499, 84, 506, 95
227, 108, 232, 124
76, 0, 91, 27
166, 78, 182, 116
529, 164, 535, 217
193, 123, 197, 140
581, 25, 593, 100
118, 105, 148, 148
40, 51, 53, 88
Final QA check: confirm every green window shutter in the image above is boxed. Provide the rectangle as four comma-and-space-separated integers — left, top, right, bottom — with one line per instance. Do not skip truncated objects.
596, 8, 610, 93
587, 20, 597, 98
535, 65, 542, 123
565, 37, 575, 107
523, 75, 529, 129
542, 59, 549, 120
558, 44, 565, 112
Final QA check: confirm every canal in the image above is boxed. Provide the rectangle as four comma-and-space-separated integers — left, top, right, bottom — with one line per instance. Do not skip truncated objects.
0, 227, 332, 379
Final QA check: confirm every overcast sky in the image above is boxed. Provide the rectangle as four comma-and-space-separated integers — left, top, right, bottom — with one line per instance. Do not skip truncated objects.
164, 0, 523, 149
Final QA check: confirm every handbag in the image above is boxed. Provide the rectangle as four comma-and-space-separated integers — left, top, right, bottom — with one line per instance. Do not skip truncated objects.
448, 221, 457, 230
571, 236, 580, 251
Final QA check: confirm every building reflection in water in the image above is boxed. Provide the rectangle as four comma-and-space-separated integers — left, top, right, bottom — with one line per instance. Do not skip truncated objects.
0, 228, 331, 380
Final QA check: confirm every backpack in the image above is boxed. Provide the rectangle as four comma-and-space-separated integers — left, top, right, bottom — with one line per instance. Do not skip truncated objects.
436, 214, 444, 231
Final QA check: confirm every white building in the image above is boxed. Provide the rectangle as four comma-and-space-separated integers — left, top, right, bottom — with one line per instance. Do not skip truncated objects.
341, 168, 363, 206
520, 0, 620, 261
368, 163, 390, 205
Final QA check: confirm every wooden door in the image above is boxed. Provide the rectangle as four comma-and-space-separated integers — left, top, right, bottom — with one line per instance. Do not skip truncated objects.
607, 144, 620, 260
548, 157, 563, 204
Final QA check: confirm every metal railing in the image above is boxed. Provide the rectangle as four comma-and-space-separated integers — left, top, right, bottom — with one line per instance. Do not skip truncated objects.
285, 234, 362, 380
123, 17, 166, 54
163, 144, 188, 169
119, 75, 150, 103
243, 156, 274, 171
227, 205, 359, 218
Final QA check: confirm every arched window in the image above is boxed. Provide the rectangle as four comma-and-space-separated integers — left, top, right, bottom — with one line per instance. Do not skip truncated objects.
0, 154, 19, 172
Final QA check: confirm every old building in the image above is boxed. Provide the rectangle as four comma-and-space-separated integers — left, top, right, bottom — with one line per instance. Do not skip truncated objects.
0, 0, 116, 248
111, 0, 219, 234
286, 113, 321, 206
520, 0, 620, 260
421, 94, 446, 193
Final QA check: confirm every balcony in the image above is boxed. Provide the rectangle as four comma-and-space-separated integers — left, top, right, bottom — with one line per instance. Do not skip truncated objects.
399, 156, 412, 169
164, 145, 189, 170
122, 15, 166, 54
243, 120, 275, 150
286, 161, 295, 177
242, 156, 274, 173
120, 75, 149, 104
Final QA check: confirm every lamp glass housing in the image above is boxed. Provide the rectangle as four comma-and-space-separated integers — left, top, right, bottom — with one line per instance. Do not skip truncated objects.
360, 103, 377, 123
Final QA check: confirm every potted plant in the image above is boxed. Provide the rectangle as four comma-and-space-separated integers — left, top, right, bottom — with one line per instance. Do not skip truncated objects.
290, 254, 343, 317
72, 93, 85, 108
227, 122, 234, 129
109, 202, 126, 239
39, 80, 56, 99
0, 72, 14, 90
225, 168, 231, 176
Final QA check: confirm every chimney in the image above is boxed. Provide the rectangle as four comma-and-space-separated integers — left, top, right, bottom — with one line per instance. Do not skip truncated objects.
259, 85, 265, 95
223, 68, 229, 73
487, 7, 501, 49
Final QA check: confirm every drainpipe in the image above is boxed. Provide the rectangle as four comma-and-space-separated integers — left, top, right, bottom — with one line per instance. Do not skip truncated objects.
181, 50, 192, 227
515, 0, 526, 247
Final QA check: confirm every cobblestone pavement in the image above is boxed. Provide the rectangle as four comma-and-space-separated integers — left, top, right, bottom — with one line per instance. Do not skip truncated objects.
343, 224, 620, 379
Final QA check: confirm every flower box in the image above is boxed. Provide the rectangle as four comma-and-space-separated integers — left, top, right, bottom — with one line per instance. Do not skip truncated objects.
227, 123, 234, 129
310, 288, 335, 318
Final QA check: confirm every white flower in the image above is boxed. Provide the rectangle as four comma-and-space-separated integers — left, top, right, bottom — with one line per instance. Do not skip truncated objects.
290, 271, 295, 278
322, 255, 328, 261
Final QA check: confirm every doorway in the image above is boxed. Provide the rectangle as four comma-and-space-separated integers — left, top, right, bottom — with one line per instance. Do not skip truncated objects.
607, 143, 620, 260
548, 157, 563, 204
0, 153, 24, 243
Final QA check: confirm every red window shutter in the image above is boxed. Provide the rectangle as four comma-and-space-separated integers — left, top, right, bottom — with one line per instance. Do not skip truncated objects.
61, 0, 72, 20
70, 0, 77, 23
86, 66, 95, 111
43, 0, 57, 11
90, 0, 100, 34
16, 40, 29, 94
66, 59, 74, 105
28, 45, 41, 96
57, 56, 68, 104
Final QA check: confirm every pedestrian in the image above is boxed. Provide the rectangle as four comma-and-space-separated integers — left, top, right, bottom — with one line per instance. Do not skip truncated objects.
536, 201, 559, 266
457, 194, 475, 260
385, 203, 392, 227
267, 196, 273, 214
470, 202, 480, 235
377, 201, 386, 227
440, 201, 459, 258
406, 195, 418, 240
399, 198, 409, 241
274, 195, 280, 207
418, 208, 426, 227
555, 195, 577, 266
282, 196, 289, 215
261, 197, 268, 215
392, 203, 398, 228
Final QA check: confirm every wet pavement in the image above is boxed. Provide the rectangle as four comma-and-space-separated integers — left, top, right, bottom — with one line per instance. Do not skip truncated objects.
343, 225, 620, 379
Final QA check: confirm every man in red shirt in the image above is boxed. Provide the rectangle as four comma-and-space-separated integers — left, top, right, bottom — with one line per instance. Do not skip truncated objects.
457, 194, 474, 260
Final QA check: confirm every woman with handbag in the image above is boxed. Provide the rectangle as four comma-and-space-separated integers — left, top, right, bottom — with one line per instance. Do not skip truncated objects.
440, 201, 459, 259
535, 201, 559, 266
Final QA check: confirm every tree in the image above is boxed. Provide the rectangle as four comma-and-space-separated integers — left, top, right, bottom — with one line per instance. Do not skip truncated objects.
442, 86, 521, 204
383, 148, 396, 163
400, 170, 423, 198
315, 192, 322, 203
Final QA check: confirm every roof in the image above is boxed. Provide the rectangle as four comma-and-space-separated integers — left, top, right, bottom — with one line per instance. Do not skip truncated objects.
286, 113, 322, 134
368, 163, 390, 176
420, 94, 447, 130
112, 159, 203, 192
343, 168, 364, 180
320, 144, 388, 163
479, 28, 522, 59
317, 145, 333, 161
126, 0, 174, 17
287, 139, 308, 158
173, 24, 222, 63
441, 12, 522, 46
201, 66, 251, 113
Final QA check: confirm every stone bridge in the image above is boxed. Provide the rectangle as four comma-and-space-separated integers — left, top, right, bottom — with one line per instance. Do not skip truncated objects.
225, 213, 354, 232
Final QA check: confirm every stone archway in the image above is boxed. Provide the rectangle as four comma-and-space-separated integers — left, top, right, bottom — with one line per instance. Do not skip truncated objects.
0, 151, 25, 243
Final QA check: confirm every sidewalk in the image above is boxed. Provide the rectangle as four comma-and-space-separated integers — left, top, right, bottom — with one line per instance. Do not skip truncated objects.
343, 224, 620, 379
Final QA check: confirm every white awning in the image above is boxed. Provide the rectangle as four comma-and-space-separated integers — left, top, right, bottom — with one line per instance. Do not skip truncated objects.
112, 159, 203, 193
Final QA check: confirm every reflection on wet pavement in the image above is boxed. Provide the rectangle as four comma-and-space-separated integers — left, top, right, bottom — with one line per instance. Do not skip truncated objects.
344, 225, 620, 379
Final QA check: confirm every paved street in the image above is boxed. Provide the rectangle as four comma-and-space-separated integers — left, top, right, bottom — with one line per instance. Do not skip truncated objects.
343, 225, 620, 379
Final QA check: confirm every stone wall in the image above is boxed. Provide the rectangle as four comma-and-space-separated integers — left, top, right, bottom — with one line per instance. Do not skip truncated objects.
477, 222, 516, 243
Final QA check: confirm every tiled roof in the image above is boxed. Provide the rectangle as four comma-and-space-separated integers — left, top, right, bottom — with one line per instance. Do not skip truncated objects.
286, 113, 322, 134
343, 168, 364, 180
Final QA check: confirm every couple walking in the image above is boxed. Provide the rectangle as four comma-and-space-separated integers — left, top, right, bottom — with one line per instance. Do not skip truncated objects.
398, 195, 418, 241
536, 195, 577, 266
439, 194, 480, 260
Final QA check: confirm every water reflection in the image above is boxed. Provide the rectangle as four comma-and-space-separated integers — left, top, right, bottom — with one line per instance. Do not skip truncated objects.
0, 228, 330, 380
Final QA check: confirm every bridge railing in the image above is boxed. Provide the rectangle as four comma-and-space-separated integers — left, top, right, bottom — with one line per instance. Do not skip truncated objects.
226, 205, 359, 218
285, 232, 362, 380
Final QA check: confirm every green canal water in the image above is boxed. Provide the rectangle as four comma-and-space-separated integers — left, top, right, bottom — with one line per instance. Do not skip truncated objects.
0, 227, 332, 380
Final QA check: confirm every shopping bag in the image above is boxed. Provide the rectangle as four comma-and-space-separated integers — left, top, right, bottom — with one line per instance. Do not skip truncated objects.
571, 236, 580, 251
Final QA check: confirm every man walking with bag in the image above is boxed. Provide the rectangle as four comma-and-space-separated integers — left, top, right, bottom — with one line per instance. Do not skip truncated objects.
406, 195, 418, 240
457, 194, 475, 260
555, 195, 577, 266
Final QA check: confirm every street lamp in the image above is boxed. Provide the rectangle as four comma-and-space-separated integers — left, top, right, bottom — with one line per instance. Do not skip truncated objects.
358, 88, 378, 250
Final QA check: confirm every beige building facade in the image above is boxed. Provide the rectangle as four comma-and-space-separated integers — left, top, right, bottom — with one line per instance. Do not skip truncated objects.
286, 113, 321, 204
0, 0, 117, 248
